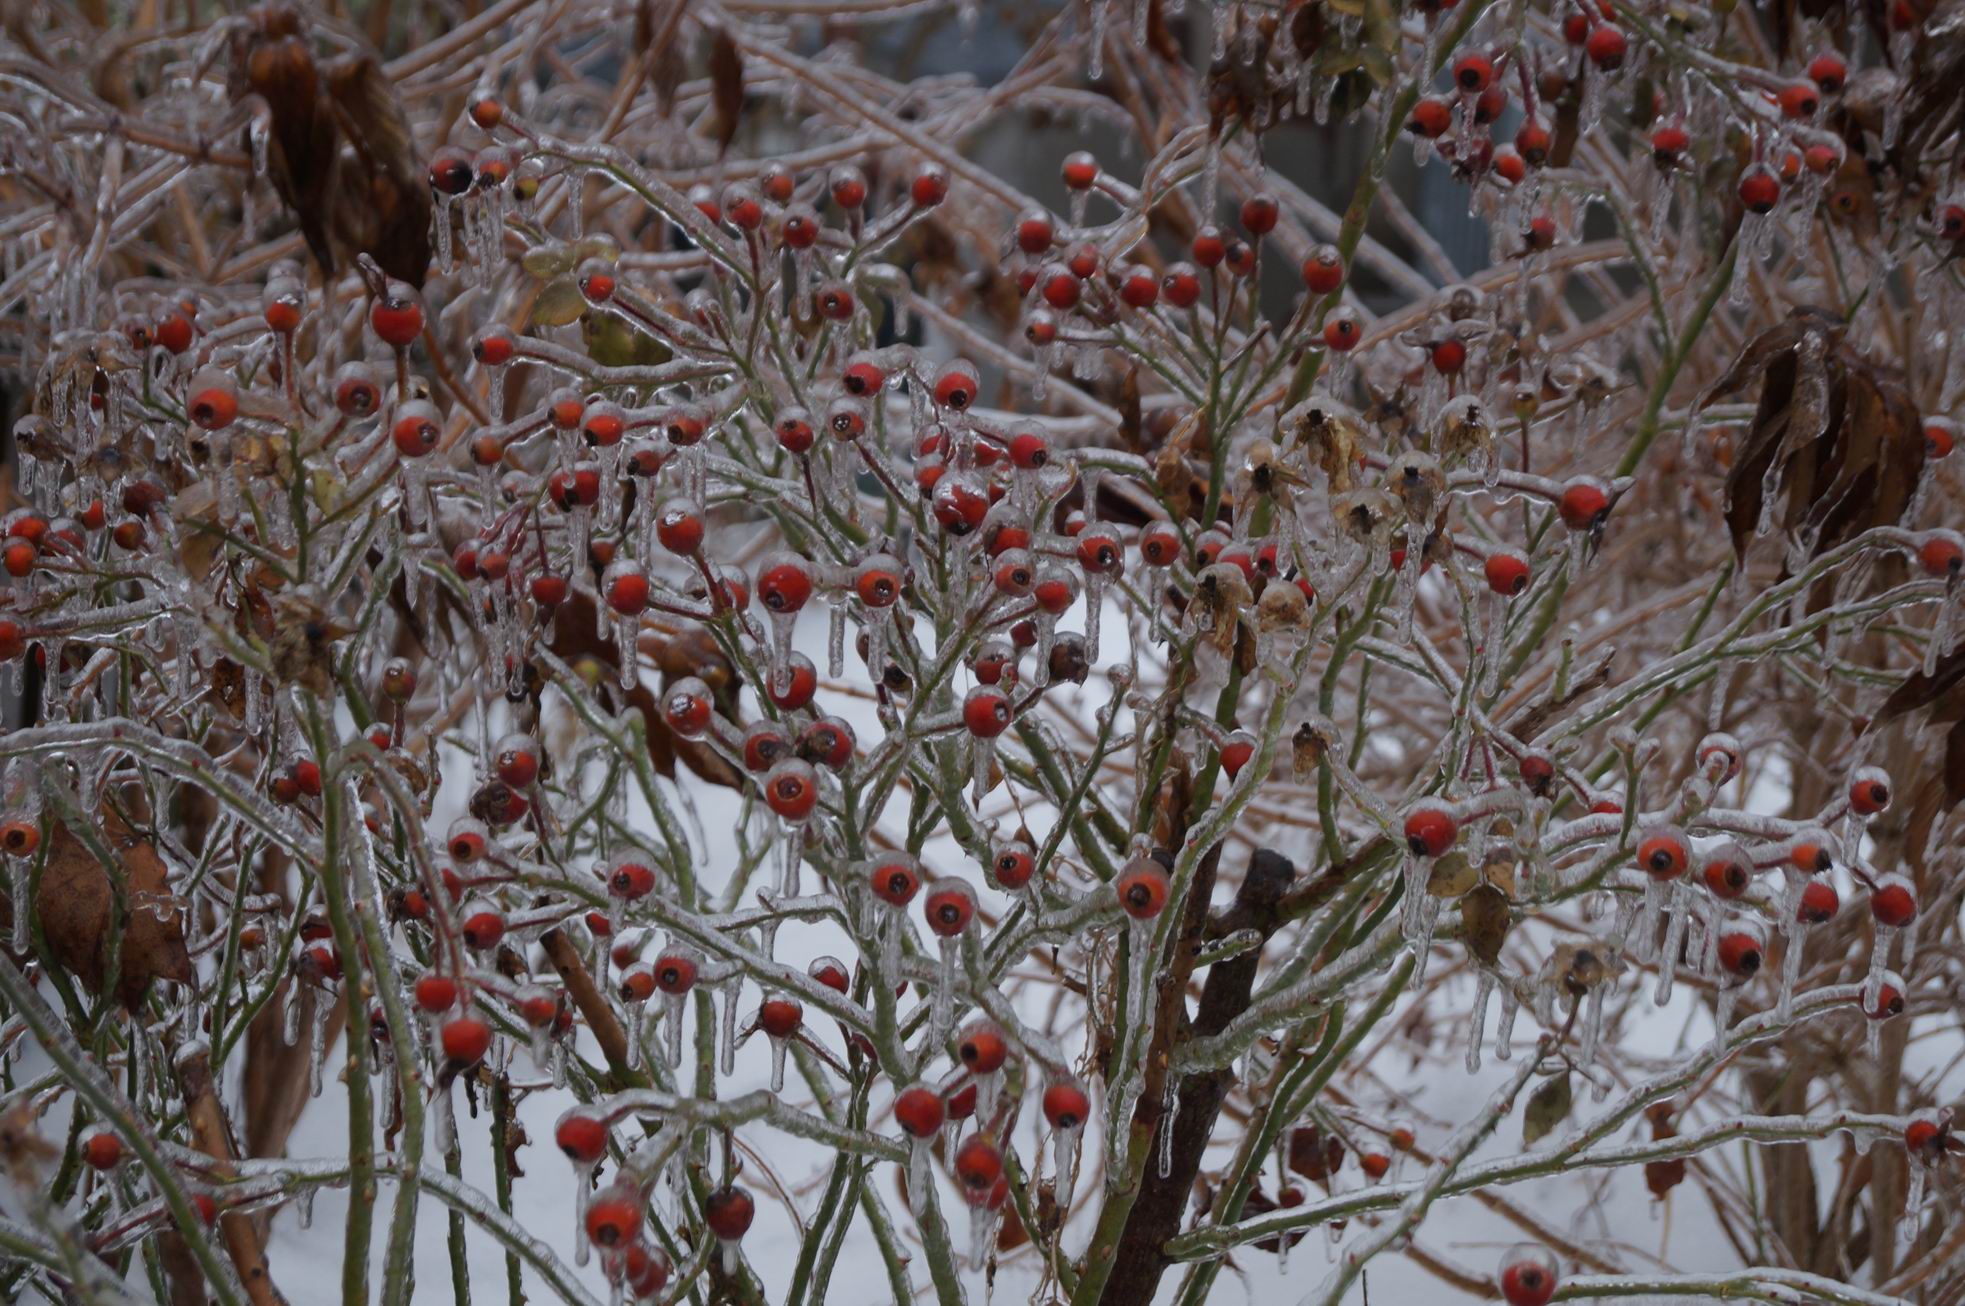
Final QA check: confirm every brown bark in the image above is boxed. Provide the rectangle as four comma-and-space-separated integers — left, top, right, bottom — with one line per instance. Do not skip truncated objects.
175, 1046, 282, 1306
1097, 848, 1297, 1305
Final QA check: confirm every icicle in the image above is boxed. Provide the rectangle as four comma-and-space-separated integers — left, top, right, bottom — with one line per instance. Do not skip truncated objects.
1712, 985, 1736, 1054
308, 997, 330, 1097
433, 1081, 455, 1154
1634, 879, 1666, 964
663, 991, 686, 1067
1779, 920, 1807, 1022
1055, 1125, 1080, 1214
1655, 885, 1689, 1005
283, 982, 303, 1045
768, 1032, 789, 1092
934, 935, 957, 1045
1578, 982, 1606, 1065
575, 1177, 592, 1266
296, 1185, 314, 1230
9, 859, 29, 951
1088, 0, 1108, 80
1863, 929, 1896, 1010
1901, 1166, 1926, 1250
1157, 1085, 1180, 1177
1495, 983, 1520, 1061
1465, 971, 1494, 1073
968, 1202, 994, 1268
908, 1136, 933, 1215
721, 979, 741, 1075
828, 602, 847, 678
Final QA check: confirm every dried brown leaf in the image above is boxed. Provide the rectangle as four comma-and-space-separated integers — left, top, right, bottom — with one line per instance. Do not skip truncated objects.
37, 806, 192, 1009
1460, 883, 1511, 967
709, 29, 745, 156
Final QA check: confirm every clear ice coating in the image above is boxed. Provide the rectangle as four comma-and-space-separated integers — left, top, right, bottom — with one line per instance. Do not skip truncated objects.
0, 3, 1952, 1302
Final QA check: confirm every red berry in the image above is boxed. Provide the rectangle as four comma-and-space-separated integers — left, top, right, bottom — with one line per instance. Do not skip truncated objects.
954, 1134, 1003, 1198
1716, 929, 1762, 977
415, 975, 459, 1012
1651, 125, 1689, 165
959, 1021, 1009, 1075
704, 1185, 755, 1241
841, 353, 886, 397
910, 165, 949, 208
187, 372, 239, 430
1916, 530, 1964, 577
1116, 855, 1169, 919
1409, 96, 1453, 138
1870, 876, 1917, 928
83, 1130, 123, 1170
1240, 192, 1279, 237
654, 952, 698, 994
1452, 52, 1493, 93
759, 995, 803, 1039
1702, 844, 1752, 900
441, 1016, 492, 1066
586, 1186, 642, 1247
1790, 829, 1835, 874
759, 555, 815, 614
154, 311, 194, 354
1162, 262, 1201, 307
1061, 151, 1098, 190
1040, 265, 1080, 310
1738, 166, 1781, 215
1403, 802, 1456, 857
447, 818, 489, 863
763, 758, 819, 821
1498, 1246, 1559, 1306
605, 565, 651, 616
461, 909, 506, 950
1189, 225, 1226, 268
923, 876, 977, 936
1584, 24, 1626, 69
1323, 313, 1361, 352
1808, 52, 1847, 92
799, 716, 855, 770
1556, 479, 1610, 531
608, 860, 657, 901
963, 685, 1013, 738
1925, 419, 1958, 459
989, 841, 1035, 891
793, 958, 843, 998
1637, 827, 1689, 880
1797, 880, 1839, 924
767, 653, 818, 710
895, 1085, 946, 1138
1849, 767, 1891, 815
1484, 549, 1531, 595
1300, 246, 1345, 295
556, 1111, 609, 1164
1777, 83, 1819, 119
869, 852, 922, 907
1514, 118, 1552, 167
933, 360, 979, 411
1016, 210, 1054, 254
1117, 264, 1159, 308
1043, 1080, 1091, 1130
370, 282, 424, 346
1220, 730, 1257, 780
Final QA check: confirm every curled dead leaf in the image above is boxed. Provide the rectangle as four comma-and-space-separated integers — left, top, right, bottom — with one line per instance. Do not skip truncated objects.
1522, 1070, 1572, 1145
1425, 852, 1478, 899
1460, 882, 1512, 967
35, 806, 193, 1009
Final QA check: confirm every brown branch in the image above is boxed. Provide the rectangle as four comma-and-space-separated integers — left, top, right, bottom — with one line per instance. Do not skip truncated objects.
539, 926, 642, 1087
1098, 847, 1297, 1305
174, 1045, 281, 1306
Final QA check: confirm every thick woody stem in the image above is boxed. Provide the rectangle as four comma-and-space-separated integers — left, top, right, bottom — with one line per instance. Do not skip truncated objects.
174, 1047, 280, 1306
1094, 848, 1295, 1305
